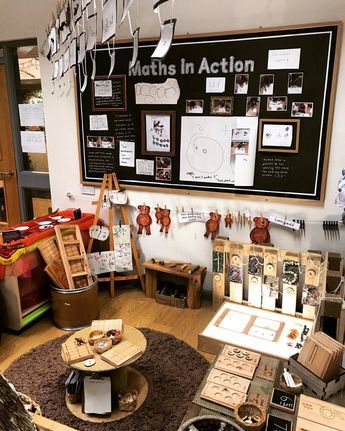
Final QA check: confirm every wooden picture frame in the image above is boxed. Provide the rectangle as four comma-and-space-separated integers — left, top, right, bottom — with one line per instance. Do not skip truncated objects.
258, 118, 300, 153
141, 111, 176, 157
210, 96, 234, 115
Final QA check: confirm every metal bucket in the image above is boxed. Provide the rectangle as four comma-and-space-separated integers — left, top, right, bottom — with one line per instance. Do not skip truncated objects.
50, 275, 99, 330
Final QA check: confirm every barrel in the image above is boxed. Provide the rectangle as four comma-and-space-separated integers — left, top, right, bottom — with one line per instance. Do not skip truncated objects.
50, 275, 99, 330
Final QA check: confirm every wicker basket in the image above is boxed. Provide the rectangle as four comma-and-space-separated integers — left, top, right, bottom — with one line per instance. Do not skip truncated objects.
234, 402, 266, 431
155, 292, 186, 308
178, 414, 245, 431
18, 391, 42, 415
93, 337, 113, 353
279, 372, 303, 394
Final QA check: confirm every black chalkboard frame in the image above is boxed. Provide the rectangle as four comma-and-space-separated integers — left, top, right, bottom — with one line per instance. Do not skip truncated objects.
76, 21, 343, 204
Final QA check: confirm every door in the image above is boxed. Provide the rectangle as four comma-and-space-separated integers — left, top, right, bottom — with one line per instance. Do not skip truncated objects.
0, 64, 21, 226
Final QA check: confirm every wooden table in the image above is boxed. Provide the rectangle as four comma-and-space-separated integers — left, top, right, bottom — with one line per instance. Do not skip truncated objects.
62, 324, 148, 423
144, 260, 207, 309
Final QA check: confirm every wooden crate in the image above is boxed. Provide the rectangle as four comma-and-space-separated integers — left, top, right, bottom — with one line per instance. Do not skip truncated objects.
155, 292, 186, 308
288, 353, 345, 400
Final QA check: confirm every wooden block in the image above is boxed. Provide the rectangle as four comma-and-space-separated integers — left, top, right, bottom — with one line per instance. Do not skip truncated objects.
263, 250, 278, 277
213, 273, 225, 309
200, 381, 247, 409
298, 394, 345, 431
38, 238, 60, 265
248, 275, 262, 308
62, 339, 94, 364
247, 392, 270, 411
221, 345, 261, 365
298, 336, 333, 380
91, 319, 123, 334
255, 362, 277, 382
101, 341, 143, 367
296, 417, 337, 431
45, 259, 68, 289
215, 355, 256, 379
207, 369, 251, 394
282, 283, 297, 315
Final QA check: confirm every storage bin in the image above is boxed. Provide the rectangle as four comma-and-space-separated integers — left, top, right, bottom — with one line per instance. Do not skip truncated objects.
51, 275, 98, 330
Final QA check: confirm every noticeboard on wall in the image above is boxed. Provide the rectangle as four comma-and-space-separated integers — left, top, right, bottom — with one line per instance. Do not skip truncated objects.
76, 22, 342, 202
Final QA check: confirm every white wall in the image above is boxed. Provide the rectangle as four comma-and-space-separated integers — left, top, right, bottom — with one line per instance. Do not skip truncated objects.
1, 0, 345, 290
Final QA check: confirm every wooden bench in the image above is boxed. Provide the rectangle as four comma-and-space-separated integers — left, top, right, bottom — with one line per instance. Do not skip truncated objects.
143, 260, 207, 309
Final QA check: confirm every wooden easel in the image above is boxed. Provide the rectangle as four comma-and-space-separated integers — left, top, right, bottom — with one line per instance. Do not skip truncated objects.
87, 172, 145, 297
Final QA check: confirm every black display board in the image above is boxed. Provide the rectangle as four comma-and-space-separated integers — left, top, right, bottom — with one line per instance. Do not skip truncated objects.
77, 23, 341, 202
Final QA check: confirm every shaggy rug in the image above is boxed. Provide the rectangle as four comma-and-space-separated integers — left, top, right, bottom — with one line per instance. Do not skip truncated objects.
5, 328, 209, 431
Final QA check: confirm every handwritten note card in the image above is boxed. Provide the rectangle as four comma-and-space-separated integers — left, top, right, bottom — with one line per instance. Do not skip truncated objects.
18, 104, 45, 127
177, 212, 206, 223
206, 77, 226, 93
89, 114, 108, 131
87, 251, 116, 275
119, 141, 135, 167
136, 159, 154, 176
113, 225, 133, 272
94, 80, 112, 97
20, 131, 46, 153
267, 48, 301, 70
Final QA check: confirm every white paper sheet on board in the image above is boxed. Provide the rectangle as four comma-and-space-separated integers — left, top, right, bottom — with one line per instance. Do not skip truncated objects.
136, 159, 154, 176
102, 0, 117, 43
262, 124, 293, 148
113, 225, 133, 272
18, 104, 45, 127
119, 140, 135, 167
20, 131, 46, 153
206, 77, 226, 93
87, 251, 116, 274
179, 116, 258, 187
89, 114, 108, 130
267, 48, 301, 70
135, 78, 180, 105
94, 80, 112, 97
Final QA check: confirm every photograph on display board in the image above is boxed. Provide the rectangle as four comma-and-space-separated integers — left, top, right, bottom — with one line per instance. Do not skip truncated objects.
267, 96, 288, 112
234, 74, 249, 94
155, 157, 172, 181
288, 72, 304, 94
246, 97, 261, 117
210, 96, 234, 115
186, 99, 204, 114
86, 135, 115, 149
259, 74, 274, 95
141, 111, 176, 156
258, 119, 300, 153
291, 102, 314, 118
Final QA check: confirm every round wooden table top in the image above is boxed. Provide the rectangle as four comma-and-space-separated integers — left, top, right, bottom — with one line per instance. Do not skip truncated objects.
62, 324, 147, 372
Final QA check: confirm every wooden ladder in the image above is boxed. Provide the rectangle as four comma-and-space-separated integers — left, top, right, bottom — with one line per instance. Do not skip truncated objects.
87, 172, 145, 297
55, 224, 93, 289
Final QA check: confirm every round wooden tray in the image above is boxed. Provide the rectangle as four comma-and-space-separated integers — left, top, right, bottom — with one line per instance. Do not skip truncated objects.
66, 367, 148, 423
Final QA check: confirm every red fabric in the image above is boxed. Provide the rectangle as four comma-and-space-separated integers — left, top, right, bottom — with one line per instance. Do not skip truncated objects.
1, 210, 94, 248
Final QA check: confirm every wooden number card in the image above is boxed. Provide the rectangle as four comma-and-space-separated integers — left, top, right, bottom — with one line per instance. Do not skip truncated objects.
265, 414, 292, 431
229, 243, 244, 303
270, 388, 296, 413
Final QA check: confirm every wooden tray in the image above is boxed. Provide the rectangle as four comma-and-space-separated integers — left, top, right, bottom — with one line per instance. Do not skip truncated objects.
215, 355, 256, 379
200, 381, 247, 409
207, 368, 251, 394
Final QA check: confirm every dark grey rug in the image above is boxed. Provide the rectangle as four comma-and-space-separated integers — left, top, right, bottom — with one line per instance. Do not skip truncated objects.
5, 328, 209, 431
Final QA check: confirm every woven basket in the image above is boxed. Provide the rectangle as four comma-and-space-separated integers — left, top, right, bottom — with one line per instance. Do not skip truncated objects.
279, 372, 303, 394
178, 415, 245, 431
234, 402, 266, 431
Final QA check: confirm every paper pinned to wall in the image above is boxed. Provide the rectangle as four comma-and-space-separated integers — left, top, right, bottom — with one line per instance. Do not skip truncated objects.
87, 251, 116, 274
136, 159, 154, 176
90, 114, 108, 130
135, 78, 180, 104
179, 116, 258, 186
267, 48, 301, 70
119, 140, 135, 167
102, 0, 117, 43
94, 80, 112, 97
20, 131, 46, 153
113, 225, 133, 272
206, 77, 226, 93
178, 212, 206, 223
18, 104, 45, 127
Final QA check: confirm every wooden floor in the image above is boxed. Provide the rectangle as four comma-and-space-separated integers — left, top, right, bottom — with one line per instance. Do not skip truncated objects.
0, 287, 215, 372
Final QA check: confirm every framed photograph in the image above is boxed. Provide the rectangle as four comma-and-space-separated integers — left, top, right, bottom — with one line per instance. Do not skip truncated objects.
288, 72, 304, 94
210, 96, 234, 115
258, 119, 300, 153
156, 157, 172, 181
291, 102, 314, 118
267, 96, 288, 112
234, 74, 249, 94
246, 97, 261, 117
259, 74, 274, 95
186, 99, 204, 114
141, 111, 176, 156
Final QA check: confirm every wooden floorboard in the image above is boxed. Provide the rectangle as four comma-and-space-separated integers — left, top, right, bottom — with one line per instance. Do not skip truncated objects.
0, 287, 215, 372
